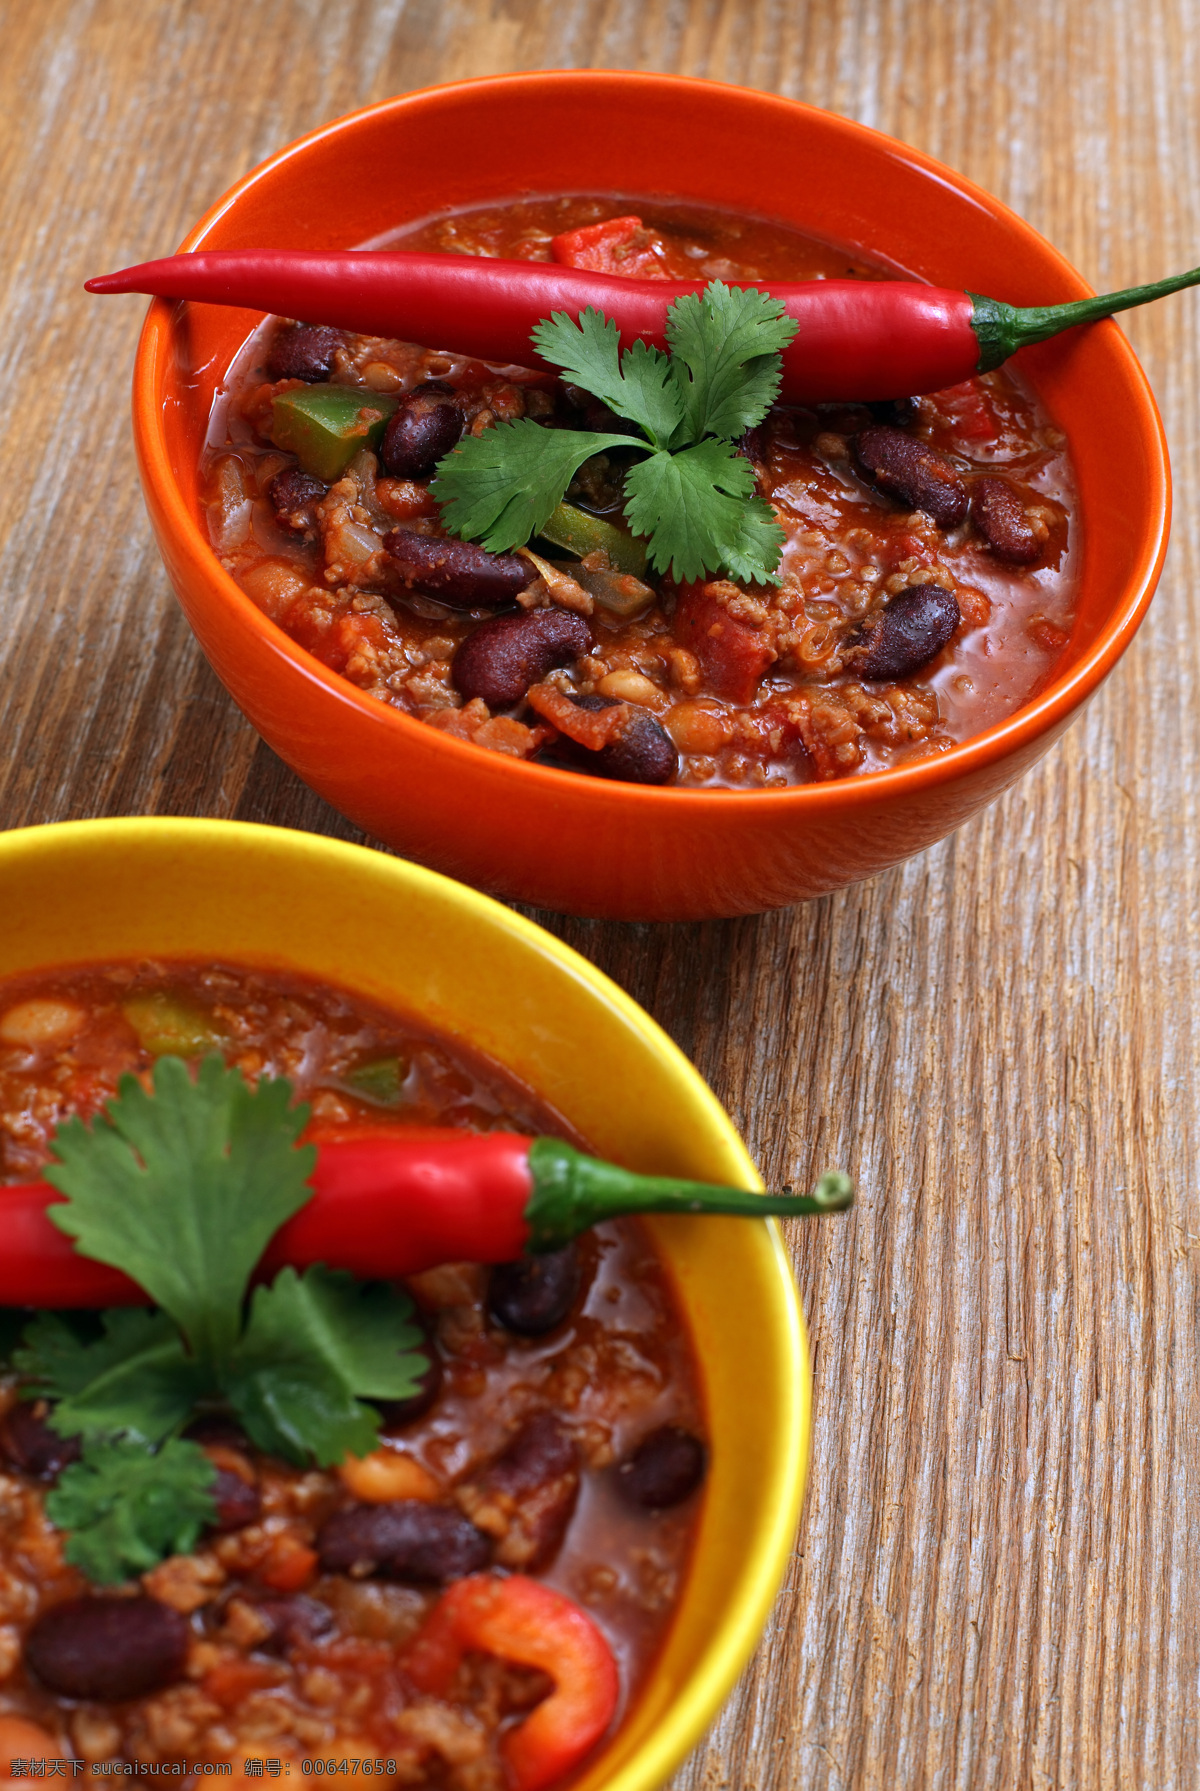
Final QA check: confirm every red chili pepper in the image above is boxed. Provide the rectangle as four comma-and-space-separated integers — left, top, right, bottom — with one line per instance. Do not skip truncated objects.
0, 1128, 852, 1307
402, 1573, 619, 1791
86, 248, 1200, 401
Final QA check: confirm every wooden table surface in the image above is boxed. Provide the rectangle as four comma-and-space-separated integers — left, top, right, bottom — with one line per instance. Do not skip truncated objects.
2, 2, 1196, 1785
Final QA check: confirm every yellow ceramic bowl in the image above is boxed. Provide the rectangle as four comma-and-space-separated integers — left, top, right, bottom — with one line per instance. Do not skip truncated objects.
0, 817, 808, 1791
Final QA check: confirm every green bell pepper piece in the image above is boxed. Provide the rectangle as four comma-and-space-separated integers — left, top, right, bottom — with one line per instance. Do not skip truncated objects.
270, 386, 400, 483
539, 502, 648, 577
123, 992, 227, 1059
342, 1055, 407, 1108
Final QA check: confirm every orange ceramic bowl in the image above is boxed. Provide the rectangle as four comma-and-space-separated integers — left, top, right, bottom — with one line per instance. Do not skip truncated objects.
132, 72, 1169, 920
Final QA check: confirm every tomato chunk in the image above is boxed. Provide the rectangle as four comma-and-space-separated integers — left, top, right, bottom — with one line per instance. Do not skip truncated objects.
550, 215, 671, 279
256, 1533, 318, 1591
931, 379, 998, 442
203, 1658, 283, 1707
672, 582, 777, 704
403, 1574, 619, 1791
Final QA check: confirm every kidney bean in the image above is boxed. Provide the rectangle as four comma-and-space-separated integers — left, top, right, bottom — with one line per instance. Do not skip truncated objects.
739, 422, 770, 465
615, 1426, 707, 1509
265, 324, 344, 383
849, 583, 960, 681
562, 381, 640, 437
451, 607, 592, 707
317, 1501, 490, 1583
267, 467, 327, 532
489, 1413, 576, 1496
598, 709, 677, 785
489, 1245, 580, 1335
254, 1594, 336, 1652
377, 1332, 444, 1428
853, 423, 969, 528
0, 1403, 81, 1481
211, 1467, 262, 1531
24, 1597, 189, 1701
553, 695, 677, 786
972, 476, 1042, 563
384, 530, 537, 612
867, 396, 920, 427
185, 1415, 254, 1450
380, 391, 464, 480
464, 1413, 580, 1570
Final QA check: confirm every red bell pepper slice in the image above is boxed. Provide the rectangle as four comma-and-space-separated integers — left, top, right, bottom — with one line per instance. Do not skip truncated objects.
403, 1573, 619, 1791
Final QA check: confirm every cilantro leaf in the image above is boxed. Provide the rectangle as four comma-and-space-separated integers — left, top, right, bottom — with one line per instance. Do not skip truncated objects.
16, 1310, 205, 1446
228, 1357, 376, 1469
44, 1055, 314, 1365
432, 421, 635, 553
531, 310, 686, 447
225, 1267, 424, 1467
665, 282, 797, 443
46, 1437, 216, 1585
623, 437, 787, 584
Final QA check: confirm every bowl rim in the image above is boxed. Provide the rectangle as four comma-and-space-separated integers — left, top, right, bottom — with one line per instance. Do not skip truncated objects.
133, 68, 1171, 818
0, 813, 810, 1790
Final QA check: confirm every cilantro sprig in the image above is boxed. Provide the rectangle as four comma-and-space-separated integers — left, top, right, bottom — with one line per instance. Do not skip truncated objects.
431, 281, 797, 585
45, 1438, 218, 1585
9, 1056, 426, 1584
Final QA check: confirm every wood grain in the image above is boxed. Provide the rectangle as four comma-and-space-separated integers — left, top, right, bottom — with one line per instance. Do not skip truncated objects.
2, 2, 1197, 1784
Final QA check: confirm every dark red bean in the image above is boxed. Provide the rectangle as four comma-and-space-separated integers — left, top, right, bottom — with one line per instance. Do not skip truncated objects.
849, 583, 960, 681
867, 396, 920, 427
553, 695, 677, 787
383, 530, 537, 612
24, 1597, 189, 1701
739, 422, 772, 467
615, 1426, 707, 1509
451, 607, 592, 707
185, 1415, 254, 1450
488, 1412, 576, 1495
562, 382, 640, 437
265, 324, 344, 383
853, 424, 969, 529
597, 709, 677, 786
317, 1501, 490, 1583
489, 1246, 580, 1336
254, 1595, 335, 1652
267, 467, 327, 532
211, 1467, 262, 1531
380, 392, 463, 479
972, 476, 1042, 563
377, 1335, 444, 1429
0, 1403, 81, 1481
473, 1413, 579, 1569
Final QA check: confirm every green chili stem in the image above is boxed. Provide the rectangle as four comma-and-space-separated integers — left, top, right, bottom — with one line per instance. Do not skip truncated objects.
971, 264, 1200, 371
524, 1138, 852, 1252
